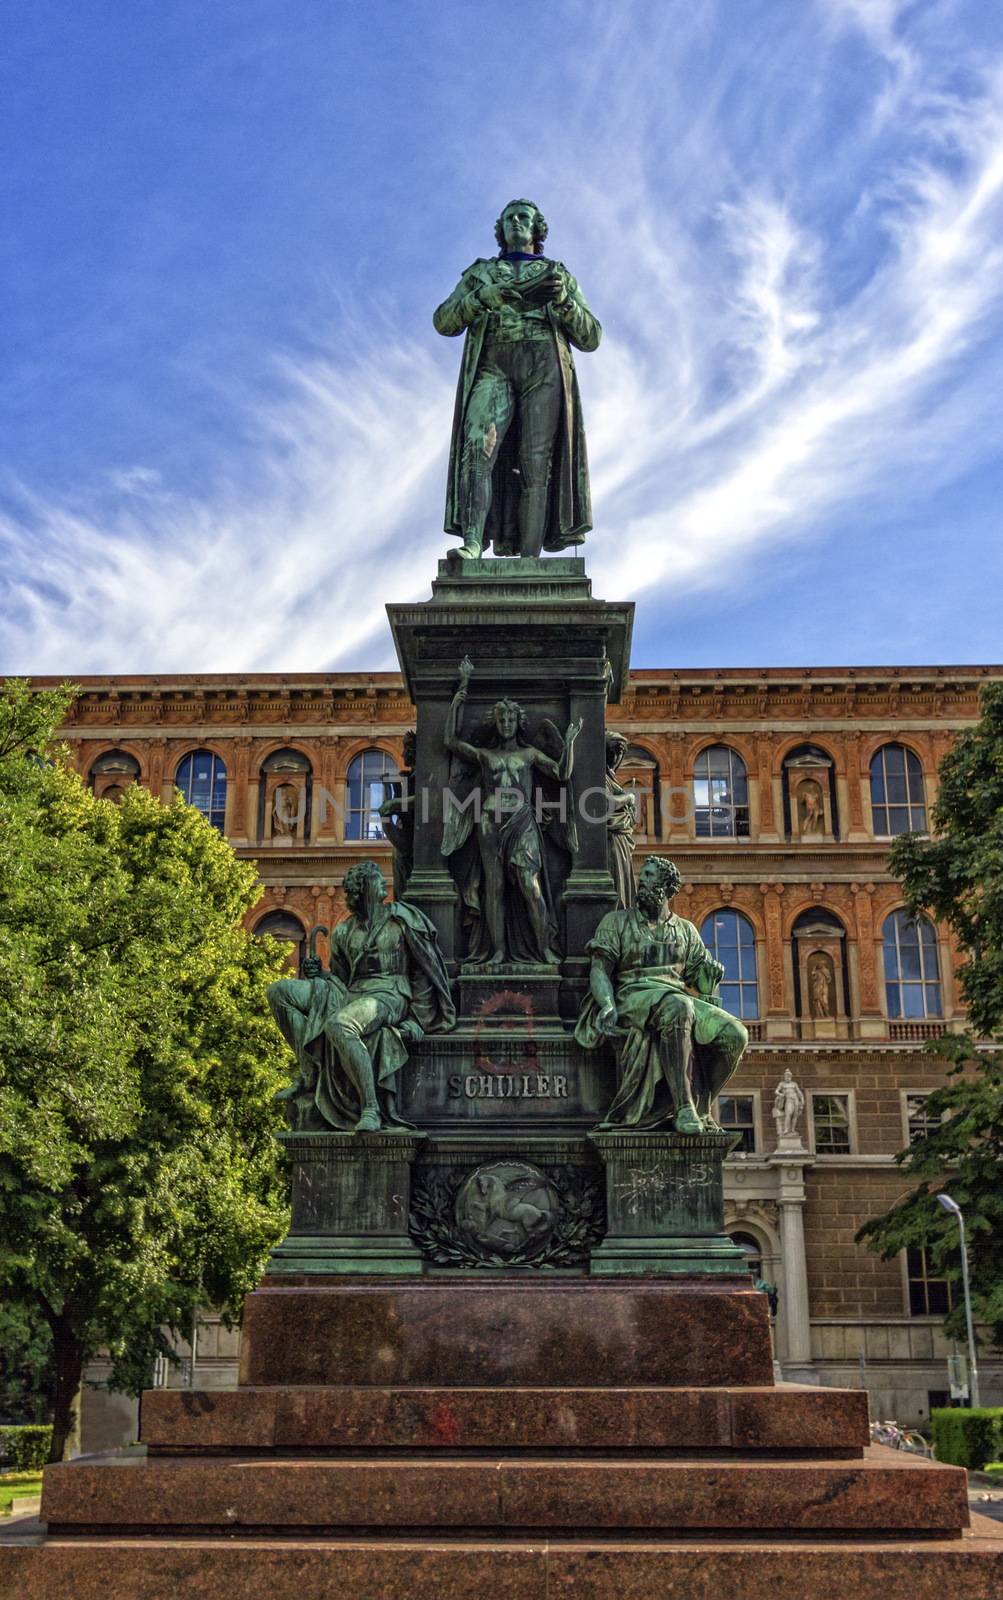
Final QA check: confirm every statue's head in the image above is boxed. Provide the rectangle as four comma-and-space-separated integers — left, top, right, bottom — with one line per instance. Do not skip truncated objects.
495, 199, 548, 256
491, 697, 526, 741
636, 855, 683, 914
343, 859, 386, 912
605, 731, 628, 772
402, 730, 417, 769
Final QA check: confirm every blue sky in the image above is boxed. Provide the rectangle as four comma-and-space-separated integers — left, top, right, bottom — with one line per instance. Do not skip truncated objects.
2, 0, 1002, 673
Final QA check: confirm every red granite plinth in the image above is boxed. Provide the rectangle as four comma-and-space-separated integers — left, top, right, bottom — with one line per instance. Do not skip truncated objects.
4, 1530, 1003, 1600
239, 1277, 774, 1388
139, 1383, 868, 1455
3, 1275, 1001, 1597
41, 1449, 968, 1535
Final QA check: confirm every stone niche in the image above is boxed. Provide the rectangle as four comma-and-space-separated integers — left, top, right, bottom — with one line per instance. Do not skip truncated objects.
784, 747, 835, 841
793, 911, 848, 1040
258, 747, 312, 844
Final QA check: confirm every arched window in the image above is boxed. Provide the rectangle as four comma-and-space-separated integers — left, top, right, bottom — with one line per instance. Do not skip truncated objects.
176, 750, 227, 832
882, 910, 942, 1019
730, 1231, 763, 1278
346, 748, 400, 842
693, 746, 749, 838
870, 744, 926, 836
253, 910, 306, 974
700, 909, 759, 1018
89, 749, 140, 802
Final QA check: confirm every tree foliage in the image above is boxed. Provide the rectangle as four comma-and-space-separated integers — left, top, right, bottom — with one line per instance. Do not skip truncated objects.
858, 684, 1003, 1348
0, 680, 291, 1459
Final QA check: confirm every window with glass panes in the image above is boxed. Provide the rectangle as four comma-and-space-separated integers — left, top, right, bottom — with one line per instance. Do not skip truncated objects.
346, 748, 401, 841
907, 1246, 954, 1316
717, 1094, 757, 1153
693, 746, 749, 838
870, 744, 926, 836
700, 910, 759, 1018
905, 1092, 942, 1142
176, 750, 227, 832
883, 910, 943, 1020
811, 1093, 852, 1154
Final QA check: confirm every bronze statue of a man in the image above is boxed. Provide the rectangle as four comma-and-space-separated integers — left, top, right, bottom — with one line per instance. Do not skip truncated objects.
434, 199, 601, 562
576, 856, 748, 1133
267, 860, 455, 1132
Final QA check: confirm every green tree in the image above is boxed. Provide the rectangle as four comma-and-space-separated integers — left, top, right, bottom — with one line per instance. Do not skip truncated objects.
858, 683, 1003, 1347
0, 680, 291, 1461
0, 1301, 54, 1425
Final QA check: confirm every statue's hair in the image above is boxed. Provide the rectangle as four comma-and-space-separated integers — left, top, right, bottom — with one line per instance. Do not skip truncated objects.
643, 855, 683, 899
343, 859, 385, 904
494, 199, 548, 255
605, 730, 629, 766
402, 729, 417, 767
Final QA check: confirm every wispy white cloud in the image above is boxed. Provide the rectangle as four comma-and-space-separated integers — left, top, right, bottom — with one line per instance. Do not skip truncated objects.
2, 0, 1002, 671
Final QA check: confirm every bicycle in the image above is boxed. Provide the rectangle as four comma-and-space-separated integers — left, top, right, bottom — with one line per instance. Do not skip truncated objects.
869, 1419, 932, 1456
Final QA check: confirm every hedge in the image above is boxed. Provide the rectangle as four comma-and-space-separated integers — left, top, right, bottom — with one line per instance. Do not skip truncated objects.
0, 1425, 52, 1471
932, 1407, 1003, 1470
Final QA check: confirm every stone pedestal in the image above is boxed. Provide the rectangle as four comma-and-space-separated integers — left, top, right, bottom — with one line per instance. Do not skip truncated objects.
267, 1131, 425, 1276
386, 557, 633, 997
589, 1131, 748, 1275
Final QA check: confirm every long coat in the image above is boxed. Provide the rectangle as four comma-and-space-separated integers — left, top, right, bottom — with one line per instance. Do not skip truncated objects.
434, 256, 601, 554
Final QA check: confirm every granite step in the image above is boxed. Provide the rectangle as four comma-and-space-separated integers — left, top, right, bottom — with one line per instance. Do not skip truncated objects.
240, 1279, 774, 1387
139, 1382, 869, 1455
41, 1448, 968, 1536
3, 1527, 1003, 1600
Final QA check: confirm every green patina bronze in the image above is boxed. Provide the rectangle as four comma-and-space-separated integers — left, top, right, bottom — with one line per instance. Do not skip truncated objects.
435, 198, 600, 562
576, 856, 749, 1133
267, 860, 454, 1134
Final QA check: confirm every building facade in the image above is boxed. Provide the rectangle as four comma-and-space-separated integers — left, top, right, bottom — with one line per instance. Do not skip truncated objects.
49, 661, 1002, 1437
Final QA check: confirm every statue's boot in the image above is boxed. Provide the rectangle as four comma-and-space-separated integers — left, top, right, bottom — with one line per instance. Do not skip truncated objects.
657, 1016, 702, 1132
518, 484, 549, 559
331, 1022, 382, 1132
449, 532, 483, 562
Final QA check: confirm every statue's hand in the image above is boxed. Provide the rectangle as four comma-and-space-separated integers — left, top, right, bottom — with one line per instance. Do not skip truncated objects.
705, 958, 726, 988
302, 956, 324, 979
398, 1017, 424, 1043
565, 716, 584, 744
477, 284, 513, 311
596, 1002, 619, 1038
520, 269, 567, 306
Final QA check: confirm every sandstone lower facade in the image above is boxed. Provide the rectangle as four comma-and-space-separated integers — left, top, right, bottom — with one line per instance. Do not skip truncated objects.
41, 661, 1001, 1434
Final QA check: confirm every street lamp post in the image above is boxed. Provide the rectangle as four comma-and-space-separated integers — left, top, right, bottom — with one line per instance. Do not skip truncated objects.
936, 1193, 980, 1409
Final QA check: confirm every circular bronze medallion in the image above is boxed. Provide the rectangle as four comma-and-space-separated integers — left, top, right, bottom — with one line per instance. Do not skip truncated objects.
454, 1160, 561, 1258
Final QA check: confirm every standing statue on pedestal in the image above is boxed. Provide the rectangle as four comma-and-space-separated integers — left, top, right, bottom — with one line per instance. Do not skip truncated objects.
576, 856, 748, 1133
605, 731, 637, 910
442, 656, 581, 967
434, 198, 601, 562
267, 861, 455, 1132
773, 1068, 806, 1143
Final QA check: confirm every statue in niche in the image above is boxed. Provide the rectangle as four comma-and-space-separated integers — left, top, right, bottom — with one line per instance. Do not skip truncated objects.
772, 1068, 806, 1141
272, 782, 300, 839
808, 952, 835, 1018
434, 198, 601, 562
267, 860, 455, 1132
798, 780, 824, 835
575, 856, 748, 1133
605, 731, 637, 910
379, 730, 416, 899
441, 655, 581, 966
